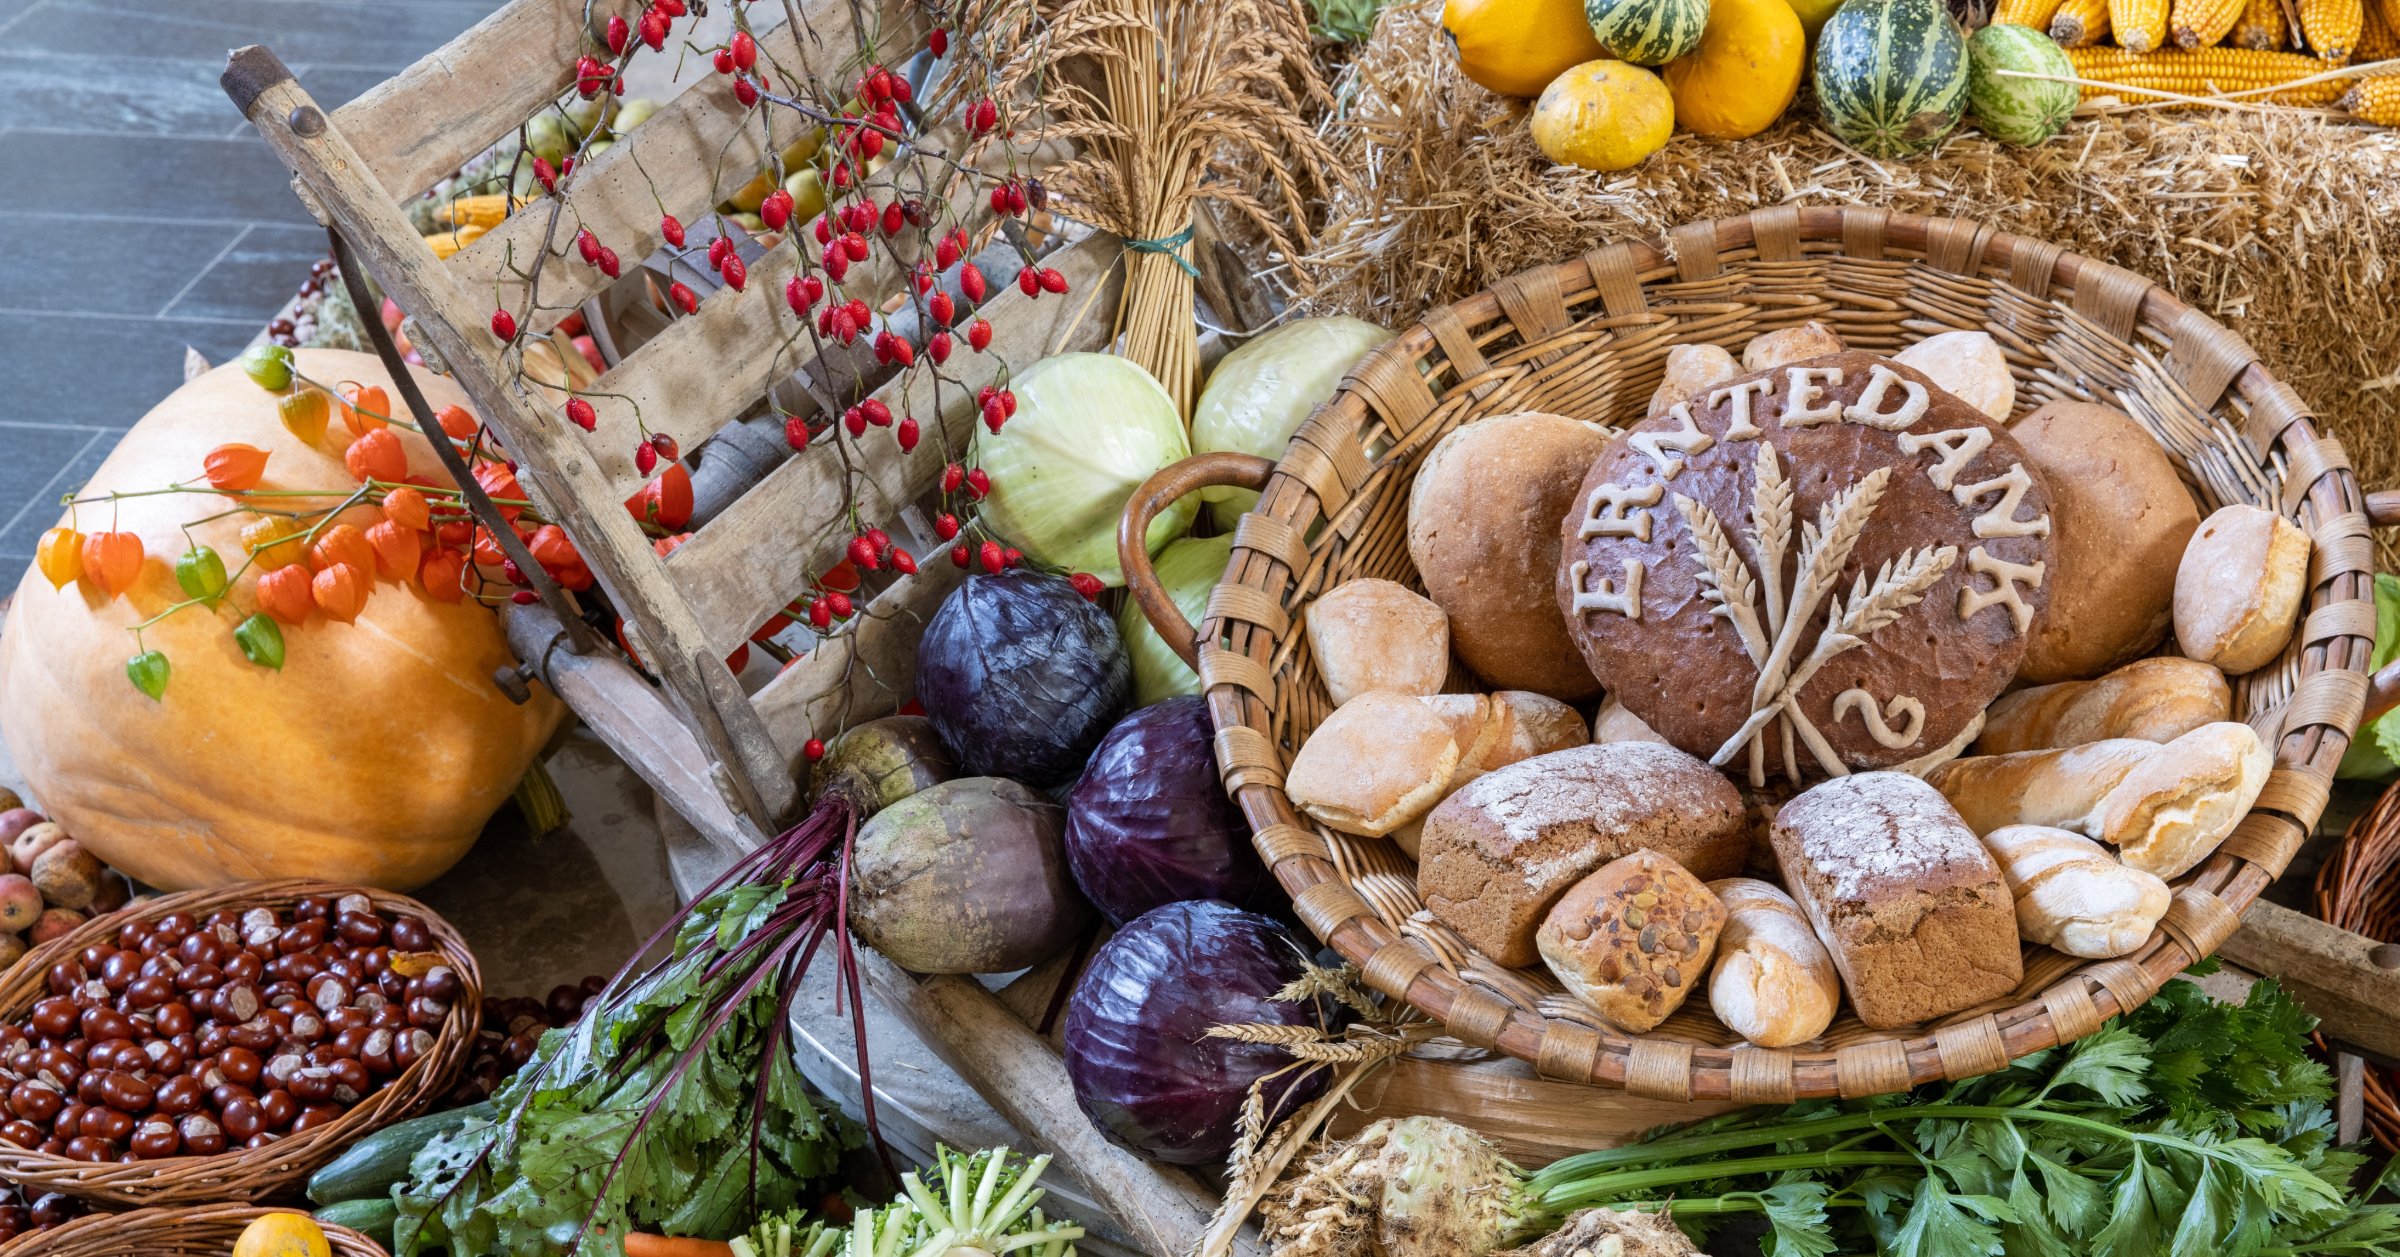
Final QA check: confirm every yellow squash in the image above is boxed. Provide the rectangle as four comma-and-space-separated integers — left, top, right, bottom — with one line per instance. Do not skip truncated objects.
1531, 60, 1677, 170
1443, 0, 1611, 97
1784, 0, 1848, 37
1664, 0, 1806, 138
234, 1214, 331, 1257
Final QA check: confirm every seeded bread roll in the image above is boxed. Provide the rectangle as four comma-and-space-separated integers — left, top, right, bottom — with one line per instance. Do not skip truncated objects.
1421, 691, 1589, 789
1285, 691, 1459, 837
1408, 412, 1613, 699
1769, 772, 2022, 1029
1973, 656, 2231, 755
2174, 504, 2311, 674
1306, 579, 1451, 708
1419, 742, 1749, 968
1982, 824, 2169, 959
1706, 877, 1840, 1047
1538, 850, 1726, 1032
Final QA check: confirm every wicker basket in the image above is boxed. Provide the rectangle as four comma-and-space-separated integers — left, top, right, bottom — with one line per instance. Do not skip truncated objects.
1121, 206, 2380, 1103
0, 879, 481, 1206
2314, 779, 2400, 1150
0, 1204, 388, 1256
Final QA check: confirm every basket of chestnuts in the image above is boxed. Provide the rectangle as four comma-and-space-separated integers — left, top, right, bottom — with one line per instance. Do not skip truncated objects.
0, 879, 481, 1207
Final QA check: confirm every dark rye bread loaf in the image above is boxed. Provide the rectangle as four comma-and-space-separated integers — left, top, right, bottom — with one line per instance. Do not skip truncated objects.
1418, 743, 1747, 968
1558, 351, 2054, 782
1769, 772, 2022, 1029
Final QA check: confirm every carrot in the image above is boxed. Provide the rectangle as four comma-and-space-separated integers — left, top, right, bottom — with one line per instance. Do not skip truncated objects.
621, 1234, 736, 1257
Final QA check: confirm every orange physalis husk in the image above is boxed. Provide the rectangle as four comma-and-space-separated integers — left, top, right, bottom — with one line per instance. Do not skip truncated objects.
277, 389, 329, 444
527, 524, 581, 572
435, 519, 473, 547
363, 520, 423, 581
311, 562, 370, 623
382, 486, 431, 532
337, 382, 391, 437
256, 565, 314, 625
35, 527, 84, 590
202, 443, 270, 493
471, 527, 511, 568
473, 462, 526, 522
343, 427, 407, 484
309, 523, 376, 576
241, 515, 306, 570
81, 531, 144, 596
652, 532, 692, 558
417, 548, 468, 603
555, 561, 595, 591
435, 405, 479, 439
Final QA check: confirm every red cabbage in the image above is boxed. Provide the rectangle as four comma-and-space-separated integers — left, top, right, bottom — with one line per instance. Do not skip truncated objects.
1065, 697, 1274, 925
916, 571, 1131, 787
1062, 900, 1324, 1164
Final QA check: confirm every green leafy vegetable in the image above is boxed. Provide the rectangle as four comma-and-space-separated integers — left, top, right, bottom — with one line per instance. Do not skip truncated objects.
2337, 573, 2400, 780
1308, 0, 1392, 41
733, 1147, 1083, 1257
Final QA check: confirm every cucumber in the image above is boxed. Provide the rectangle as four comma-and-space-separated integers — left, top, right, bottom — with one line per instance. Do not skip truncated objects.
306, 1101, 494, 1205
314, 1197, 400, 1247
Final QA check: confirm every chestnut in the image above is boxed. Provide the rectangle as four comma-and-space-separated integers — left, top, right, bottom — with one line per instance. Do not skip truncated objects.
125, 975, 174, 1011
293, 896, 329, 921
98, 952, 138, 993
129, 1117, 178, 1159
289, 1069, 335, 1104
80, 1106, 133, 1143
278, 920, 326, 956
178, 1113, 224, 1155
327, 1057, 369, 1102
219, 1046, 262, 1087
223, 953, 266, 986
219, 1096, 264, 1141
62, 1135, 112, 1163
214, 985, 262, 1027
7, 1082, 58, 1123
393, 1028, 434, 1071
28, 998, 74, 1040
359, 1029, 395, 1076
154, 1076, 203, 1116
389, 916, 432, 952
258, 1087, 298, 1129
336, 912, 385, 946
420, 966, 463, 1004
292, 1103, 343, 1132
99, 1071, 153, 1114
154, 1002, 194, 1039
0, 1121, 39, 1150
172, 962, 224, 993
307, 974, 350, 1013
409, 997, 452, 1031
226, 1020, 277, 1054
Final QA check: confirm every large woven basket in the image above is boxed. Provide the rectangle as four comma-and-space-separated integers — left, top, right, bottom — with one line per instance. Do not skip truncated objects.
1120, 206, 2381, 1103
0, 879, 481, 1206
0, 1204, 388, 1256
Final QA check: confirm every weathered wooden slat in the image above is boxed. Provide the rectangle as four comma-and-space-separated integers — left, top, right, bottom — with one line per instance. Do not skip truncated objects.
751, 557, 962, 762
333, 0, 639, 201
448, 0, 929, 336
663, 232, 1121, 657
2222, 898, 2400, 1065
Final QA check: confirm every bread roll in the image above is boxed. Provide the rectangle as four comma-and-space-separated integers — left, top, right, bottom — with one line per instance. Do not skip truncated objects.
1419, 743, 1749, 968
1893, 330, 2015, 421
1593, 696, 1672, 746
1706, 877, 1840, 1047
1769, 772, 2021, 1029
2174, 504, 2310, 674
1974, 656, 2231, 755
1421, 691, 1587, 789
1286, 691, 1459, 837
1305, 579, 1451, 707
1742, 321, 1844, 371
1982, 824, 2169, 958
1648, 343, 1739, 413
1408, 413, 1611, 699
1538, 850, 1726, 1031
2009, 402, 2201, 682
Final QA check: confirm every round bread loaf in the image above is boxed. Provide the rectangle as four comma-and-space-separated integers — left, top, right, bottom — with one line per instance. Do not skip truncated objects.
1408, 412, 1612, 699
1557, 351, 2054, 782
2008, 401, 2199, 682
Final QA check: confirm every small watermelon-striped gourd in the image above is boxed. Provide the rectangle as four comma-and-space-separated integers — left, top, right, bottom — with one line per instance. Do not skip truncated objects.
1814, 0, 1971, 156
1585, 0, 1712, 64
1965, 22, 2077, 144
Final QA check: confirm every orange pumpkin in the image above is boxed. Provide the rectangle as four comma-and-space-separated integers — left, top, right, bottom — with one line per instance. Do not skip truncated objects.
0, 349, 561, 892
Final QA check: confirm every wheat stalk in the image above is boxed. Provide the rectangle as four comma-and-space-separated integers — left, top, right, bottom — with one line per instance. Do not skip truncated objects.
1748, 445, 1793, 639
1743, 466, 1892, 714
1675, 494, 1770, 664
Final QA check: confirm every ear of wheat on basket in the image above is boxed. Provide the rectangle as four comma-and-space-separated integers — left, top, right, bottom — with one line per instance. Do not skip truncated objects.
1673, 452, 1957, 785
1002, 0, 1337, 417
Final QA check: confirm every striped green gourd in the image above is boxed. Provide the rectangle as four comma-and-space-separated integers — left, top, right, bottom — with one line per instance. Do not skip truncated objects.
1813, 0, 1970, 156
1585, 0, 1711, 65
1965, 22, 2078, 144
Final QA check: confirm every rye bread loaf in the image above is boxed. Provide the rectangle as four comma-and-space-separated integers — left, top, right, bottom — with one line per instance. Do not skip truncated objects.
1769, 772, 2022, 1029
1418, 742, 1748, 968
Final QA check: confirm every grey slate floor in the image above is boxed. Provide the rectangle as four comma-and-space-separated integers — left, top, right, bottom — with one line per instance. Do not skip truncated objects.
0, 0, 506, 588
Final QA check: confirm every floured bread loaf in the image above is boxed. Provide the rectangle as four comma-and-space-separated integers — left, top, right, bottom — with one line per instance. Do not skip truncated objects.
1707, 877, 1840, 1047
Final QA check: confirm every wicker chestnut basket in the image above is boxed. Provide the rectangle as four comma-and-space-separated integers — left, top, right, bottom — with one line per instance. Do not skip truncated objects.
2315, 778, 2400, 1150
1121, 206, 2382, 1104
0, 879, 481, 1206
0, 1204, 388, 1256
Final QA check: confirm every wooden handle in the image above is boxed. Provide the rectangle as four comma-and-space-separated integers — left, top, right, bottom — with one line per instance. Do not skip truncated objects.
1117, 453, 1277, 671
2368, 490, 2400, 529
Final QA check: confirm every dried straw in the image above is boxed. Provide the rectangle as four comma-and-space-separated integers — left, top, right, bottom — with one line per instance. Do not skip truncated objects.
1299, 0, 2400, 561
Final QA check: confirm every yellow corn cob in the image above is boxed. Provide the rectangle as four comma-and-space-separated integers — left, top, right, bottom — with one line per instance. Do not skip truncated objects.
1995, 0, 2068, 26
2360, 0, 2399, 57
2113, 0, 2172, 48
2342, 71, 2400, 117
2171, 0, 2246, 45
2053, 0, 2114, 44
2377, 0, 2400, 46
436, 194, 525, 229
423, 223, 489, 259
2062, 43, 2349, 101
2231, 0, 2288, 48
2300, 0, 2363, 58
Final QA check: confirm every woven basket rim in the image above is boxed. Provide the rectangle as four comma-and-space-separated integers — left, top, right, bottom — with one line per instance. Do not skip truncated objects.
0, 878, 481, 1206
1189, 205, 2379, 1102
0, 1203, 389, 1256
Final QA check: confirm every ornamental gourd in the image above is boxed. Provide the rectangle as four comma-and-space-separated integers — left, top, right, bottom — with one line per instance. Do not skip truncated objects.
1814, 0, 1971, 157
0, 350, 561, 892
1662, 0, 1807, 138
1586, 0, 1712, 64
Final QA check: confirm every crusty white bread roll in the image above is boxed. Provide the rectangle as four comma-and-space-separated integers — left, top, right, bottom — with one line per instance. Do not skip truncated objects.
1982, 825, 2170, 958
1647, 343, 1739, 414
1930, 739, 2156, 834
1705, 877, 1840, 1047
1305, 578, 1450, 708
2174, 504, 2310, 674
1593, 695, 1673, 746
1421, 691, 1588, 790
1893, 330, 2015, 421
1742, 321, 1844, 371
1286, 691, 1459, 837
1974, 656, 2232, 755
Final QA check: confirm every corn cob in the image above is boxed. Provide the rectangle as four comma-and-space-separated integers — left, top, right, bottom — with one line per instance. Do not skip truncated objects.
435, 194, 525, 230
2172, 0, 2247, 45
1995, 0, 2068, 26
2062, 44, 2349, 101
2053, 0, 2114, 44
423, 223, 489, 260
2360, 0, 2398, 57
2113, 0, 2173, 48
2231, 0, 2288, 48
2341, 71, 2400, 117
2300, 0, 2363, 58
2377, 0, 2400, 46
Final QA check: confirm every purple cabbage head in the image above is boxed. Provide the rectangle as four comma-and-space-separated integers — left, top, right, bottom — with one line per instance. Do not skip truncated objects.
1066, 697, 1274, 926
916, 571, 1131, 787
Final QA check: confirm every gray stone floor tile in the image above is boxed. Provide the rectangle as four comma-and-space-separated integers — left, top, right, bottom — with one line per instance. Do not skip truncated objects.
162, 222, 327, 321
0, 423, 111, 588
0, 51, 257, 137
0, 130, 313, 223
0, 214, 245, 314
9, 0, 503, 67
0, 310, 255, 429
